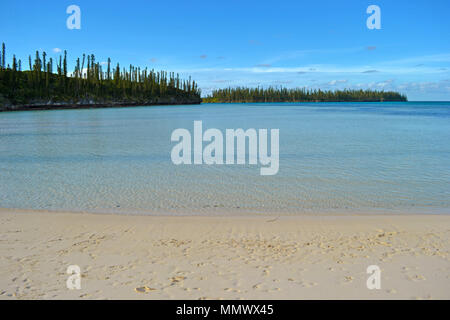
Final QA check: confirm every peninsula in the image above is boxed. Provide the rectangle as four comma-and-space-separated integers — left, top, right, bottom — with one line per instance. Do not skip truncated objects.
203, 86, 407, 103
0, 43, 201, 112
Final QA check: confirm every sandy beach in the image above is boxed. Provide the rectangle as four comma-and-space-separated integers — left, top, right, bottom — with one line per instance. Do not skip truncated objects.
0, 209, 449, 300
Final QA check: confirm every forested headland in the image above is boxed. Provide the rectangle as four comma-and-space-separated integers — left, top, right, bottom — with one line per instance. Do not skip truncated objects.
0, 43, 201, 111
203, 87, 407, 103
0, 42, 409, 112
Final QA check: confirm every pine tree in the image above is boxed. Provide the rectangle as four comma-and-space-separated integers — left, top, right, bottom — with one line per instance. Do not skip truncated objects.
1, 43, 5, 69
0, 43, 202, 107
63, 50, 67, 77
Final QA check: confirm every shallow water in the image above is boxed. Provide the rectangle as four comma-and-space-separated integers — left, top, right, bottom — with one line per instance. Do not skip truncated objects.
0, 102, 449, 215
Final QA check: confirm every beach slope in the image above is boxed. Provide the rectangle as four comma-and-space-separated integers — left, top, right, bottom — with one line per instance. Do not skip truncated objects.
0, 210, 449, 299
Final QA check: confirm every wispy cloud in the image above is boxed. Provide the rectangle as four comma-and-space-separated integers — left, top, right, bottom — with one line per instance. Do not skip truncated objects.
178, 62, 448, 75
381, 53, 450, 66
328, 79, 348, 85
172, 49, 450, 100
272, 80, 293, 84
397, 80, 450, 93
212, 79, 233, 83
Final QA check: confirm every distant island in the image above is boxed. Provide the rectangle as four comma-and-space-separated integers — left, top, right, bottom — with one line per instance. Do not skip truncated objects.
203, 87, 407, 103
0, 43, 201, 111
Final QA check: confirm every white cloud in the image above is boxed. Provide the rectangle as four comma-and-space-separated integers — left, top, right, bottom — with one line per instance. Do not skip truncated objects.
176, 64, 445, 75
53, 48, 62, 53
328, 79, 348, 85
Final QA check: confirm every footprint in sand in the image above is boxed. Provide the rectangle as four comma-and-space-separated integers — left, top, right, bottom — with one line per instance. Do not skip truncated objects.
134, 286, 156, 293
252, 283, 262, 289
408, 274, 426, 281
171, 276, 186, 283
344, 276, 354, 283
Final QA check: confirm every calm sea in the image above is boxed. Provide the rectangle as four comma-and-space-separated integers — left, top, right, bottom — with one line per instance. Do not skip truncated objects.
0, 102, 449, 215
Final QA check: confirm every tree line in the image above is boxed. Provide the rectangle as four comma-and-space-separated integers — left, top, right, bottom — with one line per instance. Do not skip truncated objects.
203, 86, 407, 103
0, 43, 201, 107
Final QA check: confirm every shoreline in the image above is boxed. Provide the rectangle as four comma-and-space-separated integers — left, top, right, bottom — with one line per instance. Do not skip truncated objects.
1, 206, 449, 217
1, 208, 449, 299
0, 99, 417, 113
0, 98, 202, 112
202, 99, 407, 103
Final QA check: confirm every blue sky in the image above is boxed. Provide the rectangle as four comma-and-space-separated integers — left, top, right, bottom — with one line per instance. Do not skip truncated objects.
1, 0, 449, 100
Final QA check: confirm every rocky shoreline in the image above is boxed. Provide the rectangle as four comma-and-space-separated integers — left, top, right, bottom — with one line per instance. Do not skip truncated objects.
0, 97, 202, 112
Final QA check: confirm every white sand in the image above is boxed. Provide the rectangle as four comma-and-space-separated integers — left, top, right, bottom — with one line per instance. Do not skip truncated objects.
0, 209, 449, 299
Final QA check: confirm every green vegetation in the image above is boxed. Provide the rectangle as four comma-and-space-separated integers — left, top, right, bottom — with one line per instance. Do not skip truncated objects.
0, 42, 408, 111
203, 86, 407, 103
0, 43, 201, 109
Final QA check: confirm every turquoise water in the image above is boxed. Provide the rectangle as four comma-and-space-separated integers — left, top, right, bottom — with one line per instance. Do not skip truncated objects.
0, 102, 449, 215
